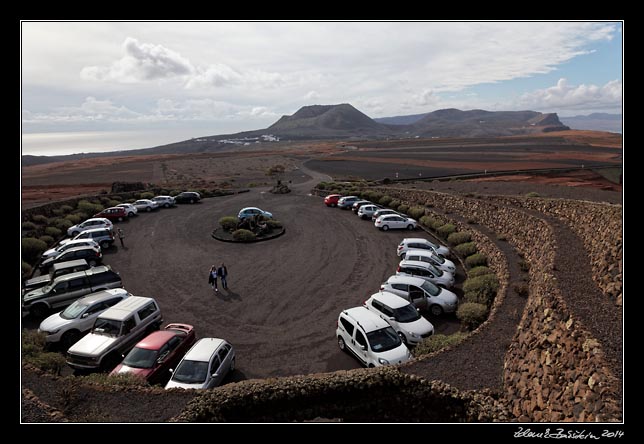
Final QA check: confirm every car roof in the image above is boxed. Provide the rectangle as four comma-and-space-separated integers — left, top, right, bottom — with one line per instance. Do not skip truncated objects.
342, 306, 390, 333
399, 259, 433, 268
51, 259, 89, 270
76, 288, 128, 305
52, 265, 108, 282
154, 195, 173, 198
62, 245, 101, 253
99, 296, 156, 321
240, 207, 261, 211
81, 218, 110, 223
386, 274, 427, 286
105, 206, 125, 210
60, 238, 98, 245
405, 248, 437, 257
183, 338, 225, 362
402, 238, 433, 244
135, 199, 152, 202
370, 291, 410, 309
77, 227, 112, 234
136, 330, 180, 350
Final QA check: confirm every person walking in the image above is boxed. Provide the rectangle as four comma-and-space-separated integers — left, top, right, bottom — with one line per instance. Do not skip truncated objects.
218, 263, 228, 290
208, 265, 218, 292
117, 228, 125, 247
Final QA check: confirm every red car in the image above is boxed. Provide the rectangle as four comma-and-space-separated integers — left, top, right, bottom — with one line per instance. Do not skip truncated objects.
93, 207, 128, 222
110, 323, 197, 385
324, 194, 342, 207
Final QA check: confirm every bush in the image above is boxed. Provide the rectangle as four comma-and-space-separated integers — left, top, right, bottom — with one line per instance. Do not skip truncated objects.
525, 192, 540, 198
139, 192, 154, 199
414, 332, 468, 356
465, 253, 488, 268
22, 221, 37, 231
425, 216, 446, 231
31, 214, 48, 224
51, 208, 64, 216
437, 223, 456, 238
369, 192, 383, 202
53, 218, 73, 231
22, 260, 32, 277
22, 237, 48, 264
39, 235, 54, 246
463, 274, 499, 305
379, 195, 393, 206
22, 330, 66, 375
455, 242, 477, 257
317, 182, 327, 190
44, 226, 62, 237
266, 219, 283, 229
388, 199, 401, 210
457, 303, 489, 330
468, 266, 494, 277
407, 206, 426, 220
107, 199, 121, 207
77, 200, 103, 214
397, 204, 409, 214
232, 229, 256, 242
219, 216, 238, 231
78, 373, 149, 388
59, 205, 74, 214
447, 231, 471, 245
65, 214, 82, 224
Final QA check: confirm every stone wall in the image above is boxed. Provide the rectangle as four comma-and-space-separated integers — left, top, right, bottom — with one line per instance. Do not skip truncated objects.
174, 366, 508, 422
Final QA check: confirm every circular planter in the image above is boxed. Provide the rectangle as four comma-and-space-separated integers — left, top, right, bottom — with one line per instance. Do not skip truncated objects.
212, 226, 286, 243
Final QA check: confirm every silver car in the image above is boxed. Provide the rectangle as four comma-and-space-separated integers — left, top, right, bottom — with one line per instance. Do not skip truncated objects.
381, 275, 458, 316
396, 259, 455, 288
42, 238, 100, 259
133, 199, 159, 212
165, 338, 235, 389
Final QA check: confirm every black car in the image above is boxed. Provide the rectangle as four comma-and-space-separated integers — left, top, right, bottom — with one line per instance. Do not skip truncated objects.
39, 246, 102, 272
174, 191, 201, 204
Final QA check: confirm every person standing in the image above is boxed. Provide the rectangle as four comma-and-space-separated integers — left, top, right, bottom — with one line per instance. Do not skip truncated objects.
218, 263, 228, 290
208, 265, 218, 292
117, 228, 125, 247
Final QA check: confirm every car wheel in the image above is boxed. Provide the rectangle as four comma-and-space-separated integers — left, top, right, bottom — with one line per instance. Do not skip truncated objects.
118, 216, 123, 222
398, 332, 408, 346
128, 212, 134, 217
88, 259, 98, 266
331, 203, 336, 207
61, 330, 81, 349
164, 203, 169, 208
368, 364, 375, 368
407, 224, 415, 230
382, 225, 389, 231
430, 304, 444, 316
189, 199, 195, 204
71, 231, 79, 237
146, 207, 152, 212
338, 336, 346, 351
229, 357, 235, 372
100, 240, 110, 248
30, 303, 48, 319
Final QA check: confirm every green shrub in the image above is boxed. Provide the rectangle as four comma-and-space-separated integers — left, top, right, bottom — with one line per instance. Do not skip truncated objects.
407, 206, 426, 220
53, 218, 73, 231
465, 253, 488, 268
51, 208, 64, 216
414, 332, 468, 356
77, 200, 103, 214
59, 205, 74, 214
525, 192, 540, 198
457, 303, 489, 330
369, 192, 383, 202
219, 216, 238, 231
397, 204, 409, 214
107, 199, 121, 207
26, 352, 67, 375
39, 235, 54, 246
437, 223, 456, 238
468, 266, 494, 277
78, 372, 149, 388
266, 220, 283, 229
22, 261, 32, 277
463, 274, 499, 305
232, 229, 256, 242
44, 226, 62, 237
139, 192, 154, 199
425, 216, 446, 231
31, 214, 48, 224
317, 182, 327, 190
65, 214, 82, 224
388, 199, 401, 210
455, 242, 477, 257
22, 221, 37, 231
379, 195, 393, 206
22, 237, 48, 264
447, 231, 471, 245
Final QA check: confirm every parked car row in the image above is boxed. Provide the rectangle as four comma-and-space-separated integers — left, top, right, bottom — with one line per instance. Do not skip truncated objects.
325, 195, 419, 231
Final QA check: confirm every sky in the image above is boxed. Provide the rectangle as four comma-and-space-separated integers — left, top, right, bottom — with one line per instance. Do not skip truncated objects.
21, 21, 623, 156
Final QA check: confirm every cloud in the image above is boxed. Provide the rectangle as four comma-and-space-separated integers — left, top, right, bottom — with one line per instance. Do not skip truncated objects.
518, 78, 622, 112
81, 37, 194, 82
304, 90, 320, 100
23, 97, 141, 123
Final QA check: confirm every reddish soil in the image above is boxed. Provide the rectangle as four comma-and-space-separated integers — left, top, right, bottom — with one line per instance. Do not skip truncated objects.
467, 170, 621, 192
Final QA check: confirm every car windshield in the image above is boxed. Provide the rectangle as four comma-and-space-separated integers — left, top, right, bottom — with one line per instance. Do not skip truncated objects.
60, 300, 90, 320
393, 305, 421, 323
92, 318, 122, 337
123, 347, 158, 369
421, 280, 441, 296
433, 254, 445, 264
172, 360, 209, 384
366, 327, 402, 352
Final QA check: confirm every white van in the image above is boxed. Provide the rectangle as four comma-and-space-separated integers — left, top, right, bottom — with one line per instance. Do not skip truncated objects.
381, 275, 458, 316
336, 307, 412, 367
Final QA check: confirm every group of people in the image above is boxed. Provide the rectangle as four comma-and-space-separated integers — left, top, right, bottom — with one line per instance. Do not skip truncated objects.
208, 263, 228, 292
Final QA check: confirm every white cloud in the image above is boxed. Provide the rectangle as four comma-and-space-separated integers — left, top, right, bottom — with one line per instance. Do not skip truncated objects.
304, 90, 320, 100
23, 97, 141, 123
518, 78, 622, 112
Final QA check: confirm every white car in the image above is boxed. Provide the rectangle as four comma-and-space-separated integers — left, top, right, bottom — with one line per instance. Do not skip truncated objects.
371, 209, 405, 222
403, 249, 456, 274
42, 238, 100, 259
336, 306, 412, 367
374, 214, 417, 231
357, 204, 382, 220
365, 292, 434, 346
133, 199, 159, 212
165, 338, 235, 390
152, 195, 176, 208
397, 238, 450, 258
397, 259, 455, 288
38, 289, 131, 348
116, 203, 138, 217
67, 218, 113, 237
381, 275, 458, 316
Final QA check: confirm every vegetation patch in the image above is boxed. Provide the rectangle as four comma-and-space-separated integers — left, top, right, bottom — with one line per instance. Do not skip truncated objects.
407, 206, 426, 220
22, 330, 67, 376
414, 332, 468, 357
455, 242, 477, 257
465, 253, 488, 268
463, 274, 499, 306
468, 266, 494, 278
447, 231, 471, 245
232, 229, 257, 242
22, 237, 48, 264
219, 216, 239, 231
457, 303, 489, 330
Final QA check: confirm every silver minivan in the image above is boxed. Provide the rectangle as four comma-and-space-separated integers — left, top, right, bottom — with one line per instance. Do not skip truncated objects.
381, 275, 458, 316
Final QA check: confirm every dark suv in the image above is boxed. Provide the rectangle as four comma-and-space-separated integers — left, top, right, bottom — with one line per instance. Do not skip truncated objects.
174, 191, 201, 204
39, 246, 102, 272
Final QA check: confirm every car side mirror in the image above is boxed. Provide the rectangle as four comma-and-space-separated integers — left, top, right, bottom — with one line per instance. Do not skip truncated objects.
389, 317, 395, 321
359, 345, 366, 351
81, 313, 89, 318
212, 373, 218, 378
169, 368, 174, 373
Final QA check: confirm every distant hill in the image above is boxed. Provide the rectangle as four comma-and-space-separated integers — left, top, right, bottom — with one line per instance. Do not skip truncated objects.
22, 105, 571, 166
560, 113, 622, 133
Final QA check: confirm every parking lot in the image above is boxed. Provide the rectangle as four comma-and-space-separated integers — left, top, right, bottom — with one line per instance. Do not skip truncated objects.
25, 177, 464, 381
